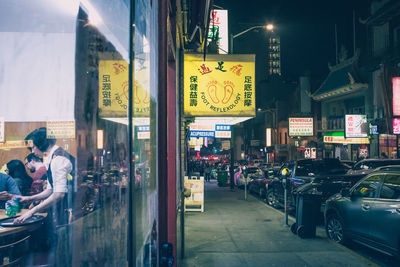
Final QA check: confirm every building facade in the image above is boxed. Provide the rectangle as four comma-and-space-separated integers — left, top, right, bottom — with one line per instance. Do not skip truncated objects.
0, 0, 212, 266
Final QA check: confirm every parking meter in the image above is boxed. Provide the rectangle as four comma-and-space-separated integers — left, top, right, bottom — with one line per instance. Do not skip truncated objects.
281, 168, 290, 188
281, 168, 291, 225
242, 166, 248, 200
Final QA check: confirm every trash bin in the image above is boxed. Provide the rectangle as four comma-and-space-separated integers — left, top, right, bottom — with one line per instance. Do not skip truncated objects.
217, 171, 228, 187
290, 189, 322, 238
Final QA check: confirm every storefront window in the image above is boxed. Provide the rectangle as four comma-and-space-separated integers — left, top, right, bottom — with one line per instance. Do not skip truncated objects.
0, 0, 155, 265
133, 0, 159, 265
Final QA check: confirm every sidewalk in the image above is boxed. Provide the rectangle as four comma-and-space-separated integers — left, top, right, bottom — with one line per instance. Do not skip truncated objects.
182, 180, 376, 267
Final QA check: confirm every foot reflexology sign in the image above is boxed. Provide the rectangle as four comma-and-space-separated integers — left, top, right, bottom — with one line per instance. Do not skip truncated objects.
184, 54, 255, 117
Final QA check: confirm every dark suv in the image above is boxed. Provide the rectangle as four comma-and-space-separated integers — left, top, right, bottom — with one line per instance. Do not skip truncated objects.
266, 159, 349, 209
347, 159, 400, 175
324, 167, 400, 258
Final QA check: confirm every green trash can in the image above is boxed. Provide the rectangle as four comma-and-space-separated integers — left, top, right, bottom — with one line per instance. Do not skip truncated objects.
217, 171, 228, 187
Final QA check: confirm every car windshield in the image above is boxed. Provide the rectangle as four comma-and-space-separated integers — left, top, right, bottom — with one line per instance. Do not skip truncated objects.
295, 160, 347, 176
354, 160, 400, 170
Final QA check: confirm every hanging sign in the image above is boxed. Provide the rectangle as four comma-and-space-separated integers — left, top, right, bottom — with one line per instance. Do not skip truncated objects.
98, 59, 150, 118
393, 77, 400, 116
345, 115, 368, 138
184, 54, 255, 117
215, 124, 231, 138
393, 118, 400, 134
208, 10, 228, 54
289, 118, 313, 136
137, 125, 150, 139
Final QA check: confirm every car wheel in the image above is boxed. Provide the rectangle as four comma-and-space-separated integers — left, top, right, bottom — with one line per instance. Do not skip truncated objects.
325, 214, 346, 244
266, 190, 277, 207
290, 223, 297, 235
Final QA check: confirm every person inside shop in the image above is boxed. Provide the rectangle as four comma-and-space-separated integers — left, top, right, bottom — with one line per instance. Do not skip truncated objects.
380, 152, 389, 159
14, 127, 74, 225
25, 153, 48, 206
25, 153, 47, 192
6, 159, 33, 196
0, 172, 22, 208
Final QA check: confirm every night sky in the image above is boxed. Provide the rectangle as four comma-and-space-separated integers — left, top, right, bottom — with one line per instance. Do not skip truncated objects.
214, 0, 372, 82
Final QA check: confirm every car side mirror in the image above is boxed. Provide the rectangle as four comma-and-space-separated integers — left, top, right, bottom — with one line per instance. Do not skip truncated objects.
340, 188, 350, 197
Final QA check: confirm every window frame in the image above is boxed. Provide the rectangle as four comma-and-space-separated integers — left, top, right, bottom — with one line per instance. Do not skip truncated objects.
351, 174, 384, 198
377, 173, 400, 200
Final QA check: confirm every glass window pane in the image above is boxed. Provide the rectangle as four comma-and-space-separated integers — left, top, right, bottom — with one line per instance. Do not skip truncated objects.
133, 0, 159, 265
0, 1, 132, 265
353, 175, 381, 198
381, 175, 400, 199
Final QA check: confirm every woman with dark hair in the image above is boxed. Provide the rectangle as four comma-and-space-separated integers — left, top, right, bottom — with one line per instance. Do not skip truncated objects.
15, 127, 74, 225
6, 159, 33, 196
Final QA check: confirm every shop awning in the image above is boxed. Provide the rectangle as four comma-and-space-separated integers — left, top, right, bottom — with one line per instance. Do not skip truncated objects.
312, 59, 368, 101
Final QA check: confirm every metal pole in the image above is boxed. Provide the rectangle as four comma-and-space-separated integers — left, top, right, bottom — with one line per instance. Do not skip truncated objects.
230, 33, 234, 54
230, 127, 235, 190
244, 174, 248, 200
353, 9, 356, 56
284, 187, 288, 225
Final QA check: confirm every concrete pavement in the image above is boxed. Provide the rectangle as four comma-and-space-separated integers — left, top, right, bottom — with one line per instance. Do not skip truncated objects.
182, 180, 377, 267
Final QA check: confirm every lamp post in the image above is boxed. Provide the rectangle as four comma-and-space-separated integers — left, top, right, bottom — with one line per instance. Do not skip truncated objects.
229, 24, 274, 191
230, 24, 274, 54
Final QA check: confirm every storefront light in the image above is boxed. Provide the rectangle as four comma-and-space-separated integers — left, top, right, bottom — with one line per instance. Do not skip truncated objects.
97, 130, 104, 149
81, 0, 103, 26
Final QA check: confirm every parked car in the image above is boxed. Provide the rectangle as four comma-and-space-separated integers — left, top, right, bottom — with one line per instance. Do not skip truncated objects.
266, 159, 349, 209
266, 165, 282, 178
251, 159, 264, 167
340, 160, 356, 169
248, 176, 269, 199
237, 166, 263, 188
347, 159, 400, 175
324, 167, 400, 258
293, 173, 367, 212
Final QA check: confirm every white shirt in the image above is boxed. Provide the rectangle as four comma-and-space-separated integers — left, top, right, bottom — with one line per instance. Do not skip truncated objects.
44, 145, 72, 193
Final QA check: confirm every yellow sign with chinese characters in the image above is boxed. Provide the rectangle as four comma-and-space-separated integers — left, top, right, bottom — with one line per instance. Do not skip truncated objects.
98, 60, 150, 117
184, 54, 256, 116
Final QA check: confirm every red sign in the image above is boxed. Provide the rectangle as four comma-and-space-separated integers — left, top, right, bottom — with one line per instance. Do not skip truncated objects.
393, 118, 400, 134
393, 77, 400, 116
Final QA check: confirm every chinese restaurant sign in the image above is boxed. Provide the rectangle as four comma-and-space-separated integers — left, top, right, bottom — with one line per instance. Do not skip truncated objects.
47, 121, 75, 139
289, 118, 313, 136
345, 115, 368, 138
208, 10, 228, 54
215, 124, 231, 138
393, 118, 400, 134
189, 123, 231, 138
98, 60, 150, 117
137, 125, 150, 139
184, 54, 255, 117
393, 77, 400, 116
323, 134, 369, 144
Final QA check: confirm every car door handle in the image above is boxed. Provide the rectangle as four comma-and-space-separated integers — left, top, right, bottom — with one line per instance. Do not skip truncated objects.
361, 203, 370, 211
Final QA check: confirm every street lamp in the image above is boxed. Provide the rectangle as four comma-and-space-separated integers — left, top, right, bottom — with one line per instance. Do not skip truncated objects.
230, 24, 274, 54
